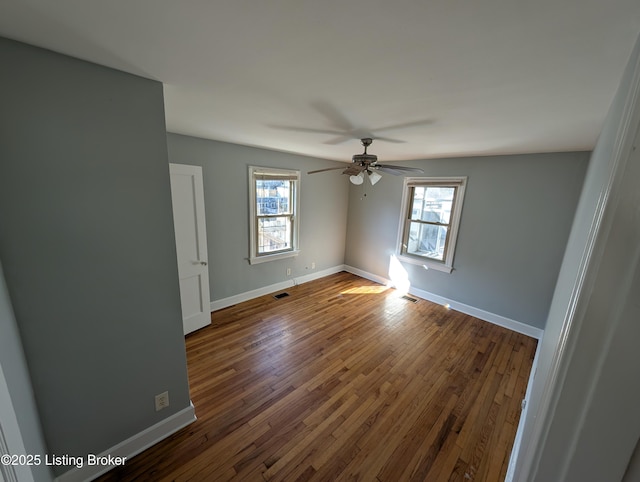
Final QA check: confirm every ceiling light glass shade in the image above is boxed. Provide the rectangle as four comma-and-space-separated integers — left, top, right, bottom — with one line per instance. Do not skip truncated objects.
368, 171, 382, 185
349, 173, 364, 185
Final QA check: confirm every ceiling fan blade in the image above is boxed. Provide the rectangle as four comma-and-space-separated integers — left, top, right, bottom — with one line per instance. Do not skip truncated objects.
342, 165, 365, 176
270, 125, 346, 136
371, 136, 406, 144
324, 135, 354, 145
376, 164, 425, 175
310, 100, 356, 132
373, 119, 435, 132
307, 166, 348, 174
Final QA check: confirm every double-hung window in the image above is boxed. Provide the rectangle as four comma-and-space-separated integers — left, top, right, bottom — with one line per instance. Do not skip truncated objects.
249, 166, 300, 264
397, 177, 467, 273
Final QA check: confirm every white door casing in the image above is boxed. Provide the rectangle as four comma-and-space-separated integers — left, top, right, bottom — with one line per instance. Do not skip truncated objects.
169, 164, 211, 335
0, 363, 34, 482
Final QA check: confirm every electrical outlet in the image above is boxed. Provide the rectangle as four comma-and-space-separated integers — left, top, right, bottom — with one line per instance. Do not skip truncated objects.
155, 391, 169, 411
286, 267, 291, 276
311, 262, 315, 269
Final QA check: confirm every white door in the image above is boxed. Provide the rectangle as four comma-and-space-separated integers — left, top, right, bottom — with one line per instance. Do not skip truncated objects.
169, 164, 211, 335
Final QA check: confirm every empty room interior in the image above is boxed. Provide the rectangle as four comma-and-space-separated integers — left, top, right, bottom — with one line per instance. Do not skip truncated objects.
1, 2, 640, 481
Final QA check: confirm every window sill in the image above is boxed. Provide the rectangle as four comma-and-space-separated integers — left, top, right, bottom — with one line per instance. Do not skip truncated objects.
249, 250, 300, 265
396, 254, 454, 274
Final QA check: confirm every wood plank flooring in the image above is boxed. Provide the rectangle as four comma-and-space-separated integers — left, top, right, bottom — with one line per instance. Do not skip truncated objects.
99, 271, 537, 481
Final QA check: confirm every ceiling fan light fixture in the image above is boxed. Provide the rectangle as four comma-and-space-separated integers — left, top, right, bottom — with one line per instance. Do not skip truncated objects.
368, 170, 382, 185
349, 172, 364, 185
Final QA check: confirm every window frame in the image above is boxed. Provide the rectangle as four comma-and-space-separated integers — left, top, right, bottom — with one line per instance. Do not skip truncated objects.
396, 176, 467, 273
248, 166, 300, 265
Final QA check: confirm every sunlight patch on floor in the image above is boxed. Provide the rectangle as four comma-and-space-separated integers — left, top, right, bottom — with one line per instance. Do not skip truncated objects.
340, 285, 389, 294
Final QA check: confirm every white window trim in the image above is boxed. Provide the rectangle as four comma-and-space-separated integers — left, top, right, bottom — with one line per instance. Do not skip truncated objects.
248, 166, 300, 265
396, 176, 467, 273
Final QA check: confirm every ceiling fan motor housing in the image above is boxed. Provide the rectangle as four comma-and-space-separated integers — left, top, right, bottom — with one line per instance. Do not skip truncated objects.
352, 153, 377, 164
308, 136, 423, 177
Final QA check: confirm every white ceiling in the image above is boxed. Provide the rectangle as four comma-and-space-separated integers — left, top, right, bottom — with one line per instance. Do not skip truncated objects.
2, 1, 640, 162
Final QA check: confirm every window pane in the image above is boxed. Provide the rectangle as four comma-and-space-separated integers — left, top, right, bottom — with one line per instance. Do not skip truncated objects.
410, 186, 455, 225
256, 180, 291, 215
258, 216, 292, 253
406, 221, 448, 261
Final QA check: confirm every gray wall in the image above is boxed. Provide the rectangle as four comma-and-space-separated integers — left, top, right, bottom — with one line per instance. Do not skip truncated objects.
344, 152, 589, 329
166, 133, 349, 301
0, 261, 51, 482
0, 38, 191, 475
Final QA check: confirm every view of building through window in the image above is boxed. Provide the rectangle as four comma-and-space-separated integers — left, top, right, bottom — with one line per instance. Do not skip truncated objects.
256, 180, 293, 254
406, 186, 455, 261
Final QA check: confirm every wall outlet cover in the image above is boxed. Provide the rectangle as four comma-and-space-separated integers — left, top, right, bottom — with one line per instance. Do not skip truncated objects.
155, 391, 170, 411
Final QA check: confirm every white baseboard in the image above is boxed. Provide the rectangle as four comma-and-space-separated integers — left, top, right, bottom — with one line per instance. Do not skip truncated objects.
343, 265, 544, 340
409, 285, 544, 339
210, 265, 345, 312
54, 402, 196, 482
341, 265, 390, 287
210, 264, 544, 339
292, 265, 346, 286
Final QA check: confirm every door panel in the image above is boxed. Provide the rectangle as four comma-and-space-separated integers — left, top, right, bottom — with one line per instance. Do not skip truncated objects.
169, 164, 211, 335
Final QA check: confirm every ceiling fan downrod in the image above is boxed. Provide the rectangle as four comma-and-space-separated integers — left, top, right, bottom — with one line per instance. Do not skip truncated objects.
361, 137, 373, 152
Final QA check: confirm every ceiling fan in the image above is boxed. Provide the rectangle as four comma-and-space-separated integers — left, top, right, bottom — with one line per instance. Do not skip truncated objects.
270, 100, 434, 145
308, 138, 424, 185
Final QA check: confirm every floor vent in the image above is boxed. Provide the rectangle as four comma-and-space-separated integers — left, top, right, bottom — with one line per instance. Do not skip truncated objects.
401, 295, 418, 303
273, 292, 290, 300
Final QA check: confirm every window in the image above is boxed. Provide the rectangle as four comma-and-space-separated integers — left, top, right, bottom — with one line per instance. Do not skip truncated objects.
249, 166, 300, 264
397, 177, 467, 273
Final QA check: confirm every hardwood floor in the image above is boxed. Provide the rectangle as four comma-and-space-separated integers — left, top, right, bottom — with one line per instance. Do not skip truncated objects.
99, 272, 537, 481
